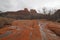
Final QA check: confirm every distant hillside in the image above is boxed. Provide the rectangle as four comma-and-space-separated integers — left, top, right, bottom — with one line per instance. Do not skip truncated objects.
0, 8, 45, 19
0, 8, 60, 22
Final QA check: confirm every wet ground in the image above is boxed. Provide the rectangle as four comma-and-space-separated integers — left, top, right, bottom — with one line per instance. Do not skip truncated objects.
0, 20, 60, 40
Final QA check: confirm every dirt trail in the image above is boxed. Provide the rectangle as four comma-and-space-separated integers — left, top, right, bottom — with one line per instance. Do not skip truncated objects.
0, 20, 60, 40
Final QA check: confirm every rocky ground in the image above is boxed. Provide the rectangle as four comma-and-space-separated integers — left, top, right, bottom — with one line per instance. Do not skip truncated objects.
0, 20, 60, 40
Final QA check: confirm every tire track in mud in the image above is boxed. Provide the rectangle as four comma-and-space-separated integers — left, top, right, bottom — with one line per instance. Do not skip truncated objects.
37, 20, 60, 40
38, 20, 48, 40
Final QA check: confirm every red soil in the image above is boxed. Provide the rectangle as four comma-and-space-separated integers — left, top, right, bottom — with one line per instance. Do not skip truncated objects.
0, 20, 60, 40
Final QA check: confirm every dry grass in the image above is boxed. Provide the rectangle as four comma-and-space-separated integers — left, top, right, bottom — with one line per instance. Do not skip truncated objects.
0, 17, 15, 28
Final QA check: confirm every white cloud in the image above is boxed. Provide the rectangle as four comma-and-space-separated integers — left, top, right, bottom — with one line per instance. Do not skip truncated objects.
0, 0, 60, 12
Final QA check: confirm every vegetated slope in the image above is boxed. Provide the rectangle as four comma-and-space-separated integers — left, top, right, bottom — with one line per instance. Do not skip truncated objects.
0, 17, 16, 28
0, 8, 60, 21
0, 20, 60, 40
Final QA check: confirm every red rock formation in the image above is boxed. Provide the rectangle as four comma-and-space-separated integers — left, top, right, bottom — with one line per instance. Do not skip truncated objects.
30, 9, 37, 15
2, 8, 37, 15
17, 8, 30, 14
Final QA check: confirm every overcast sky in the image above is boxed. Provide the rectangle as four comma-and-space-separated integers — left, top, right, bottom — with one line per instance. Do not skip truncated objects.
0, 0, 60, 12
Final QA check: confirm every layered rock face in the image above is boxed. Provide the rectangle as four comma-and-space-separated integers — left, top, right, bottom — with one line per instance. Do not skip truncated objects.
0, 20, 60, 40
